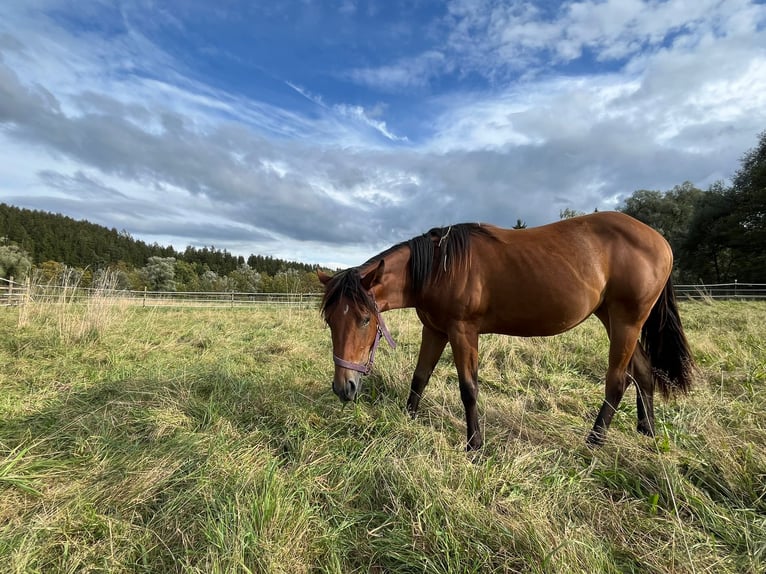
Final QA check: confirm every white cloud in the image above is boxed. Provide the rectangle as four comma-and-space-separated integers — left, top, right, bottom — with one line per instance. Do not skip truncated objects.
442, 0, 762, 76
333, 104, 408, 142
1, 0, 765, 268
347, 51, 448, 91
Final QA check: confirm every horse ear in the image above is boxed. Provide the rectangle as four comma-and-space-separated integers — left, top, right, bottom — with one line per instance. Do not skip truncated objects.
361, 260, 384, 290
317, 269, 332, 285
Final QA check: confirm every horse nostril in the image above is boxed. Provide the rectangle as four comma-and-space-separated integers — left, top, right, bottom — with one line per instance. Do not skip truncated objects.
347, 379, 357, 396
333, 380, 345, 401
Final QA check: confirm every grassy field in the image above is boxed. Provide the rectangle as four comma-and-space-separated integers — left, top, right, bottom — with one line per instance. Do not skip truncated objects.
0, 296, 764, 573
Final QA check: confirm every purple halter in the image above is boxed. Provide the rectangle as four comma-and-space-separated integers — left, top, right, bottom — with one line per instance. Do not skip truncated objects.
333, 294, 396, 375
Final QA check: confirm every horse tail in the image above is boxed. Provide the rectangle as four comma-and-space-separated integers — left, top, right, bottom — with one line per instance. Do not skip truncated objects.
641, 277, 696, 399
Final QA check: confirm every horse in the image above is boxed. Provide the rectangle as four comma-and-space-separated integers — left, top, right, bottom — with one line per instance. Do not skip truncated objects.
318, 211, 695, 450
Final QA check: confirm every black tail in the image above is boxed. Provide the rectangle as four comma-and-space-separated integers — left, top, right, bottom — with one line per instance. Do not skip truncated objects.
641, 277, 696, 399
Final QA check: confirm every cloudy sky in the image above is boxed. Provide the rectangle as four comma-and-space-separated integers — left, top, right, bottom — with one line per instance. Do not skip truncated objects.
1, 1, 765, 268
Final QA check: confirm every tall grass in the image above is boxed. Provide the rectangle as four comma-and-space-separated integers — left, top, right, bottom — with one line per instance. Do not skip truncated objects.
0, 297, 764, 572
17, 269, 127, 344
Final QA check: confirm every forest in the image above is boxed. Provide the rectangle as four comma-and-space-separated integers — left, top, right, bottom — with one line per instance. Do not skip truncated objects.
0, 203, 322, 293
618, 131, 766, 283
1, 131, 765, 290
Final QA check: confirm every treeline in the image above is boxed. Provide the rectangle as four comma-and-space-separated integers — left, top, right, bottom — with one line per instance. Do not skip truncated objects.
0, 203, 323, 292
618, 131, 766, 283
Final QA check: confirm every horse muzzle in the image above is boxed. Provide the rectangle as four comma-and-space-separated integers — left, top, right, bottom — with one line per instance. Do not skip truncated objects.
333, 372, 361, 402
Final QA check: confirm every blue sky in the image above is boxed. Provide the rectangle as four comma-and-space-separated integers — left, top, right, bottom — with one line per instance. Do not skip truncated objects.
1, 1, 765, 268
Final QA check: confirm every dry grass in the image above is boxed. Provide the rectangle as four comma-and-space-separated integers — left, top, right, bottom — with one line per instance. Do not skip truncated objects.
0, 298, 764, 572
17, 269, 128, 344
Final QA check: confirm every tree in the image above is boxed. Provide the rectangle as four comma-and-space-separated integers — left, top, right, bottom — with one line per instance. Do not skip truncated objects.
559, 208, 586, 220
0, 243, 32, 280
682, 132, 766, 282
270, 269, 302, 294
228, 263, 262, 292
143, 257, 177, 291
93, 265, 132, 291
620, 189, 664, 224
199, 270, 233, 292
619, 182, 706, 281
512, 219, 527, 229
301, 270, 323, 293
728, 130, 766, 281
620, 183, 704, 245
682, 184, 735, 282
174, 260, 202, 292
36, 260, 66, 284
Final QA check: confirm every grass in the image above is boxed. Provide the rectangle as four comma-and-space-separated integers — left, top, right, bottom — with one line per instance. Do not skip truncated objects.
0, 296, 765, 573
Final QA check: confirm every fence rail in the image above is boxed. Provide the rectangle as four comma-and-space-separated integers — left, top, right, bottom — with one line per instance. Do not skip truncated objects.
125, 290, 323, 308
3, 278, 766, 307
0, 278, 27, 307
674, 282, 766, 300
0, 278, 322, 308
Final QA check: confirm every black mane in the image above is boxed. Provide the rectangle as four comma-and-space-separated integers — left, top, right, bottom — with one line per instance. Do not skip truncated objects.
406, 223, 495, 294
321, 223, 495, 318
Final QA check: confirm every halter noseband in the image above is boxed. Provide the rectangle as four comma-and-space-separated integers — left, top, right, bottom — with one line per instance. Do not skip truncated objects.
332, 293, 396, 375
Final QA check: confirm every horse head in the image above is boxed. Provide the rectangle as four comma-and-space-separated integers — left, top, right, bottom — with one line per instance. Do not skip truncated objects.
318, 261, 394, 402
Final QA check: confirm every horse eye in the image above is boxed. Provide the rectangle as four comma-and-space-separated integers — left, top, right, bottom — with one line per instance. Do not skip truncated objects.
360, 316, 371, 328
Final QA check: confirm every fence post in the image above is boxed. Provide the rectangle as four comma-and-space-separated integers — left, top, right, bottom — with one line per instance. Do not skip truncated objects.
231, 292, 234, 309
734, 279, 738, 299
8, 276, 13, 306
143, 286, 147, 308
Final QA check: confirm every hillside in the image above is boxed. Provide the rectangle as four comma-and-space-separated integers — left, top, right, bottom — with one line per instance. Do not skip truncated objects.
0, 202, 317, 279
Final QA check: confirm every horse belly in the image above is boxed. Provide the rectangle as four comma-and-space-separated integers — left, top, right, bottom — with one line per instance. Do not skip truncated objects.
479, 277, 603, 337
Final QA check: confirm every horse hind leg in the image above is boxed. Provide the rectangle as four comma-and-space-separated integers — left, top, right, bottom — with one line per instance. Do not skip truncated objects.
587, 313, 642, 446
630, 342, 655, 437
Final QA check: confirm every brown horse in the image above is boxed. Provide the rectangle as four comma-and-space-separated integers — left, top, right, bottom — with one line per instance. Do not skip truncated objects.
318, 211, 695, 449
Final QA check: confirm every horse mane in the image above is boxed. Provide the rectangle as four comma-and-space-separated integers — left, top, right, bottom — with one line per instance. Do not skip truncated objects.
405, 223, 495, 296
321, 223, 496, 317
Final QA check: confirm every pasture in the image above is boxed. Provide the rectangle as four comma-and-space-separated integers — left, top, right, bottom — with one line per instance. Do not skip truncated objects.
0, 298, 764, 573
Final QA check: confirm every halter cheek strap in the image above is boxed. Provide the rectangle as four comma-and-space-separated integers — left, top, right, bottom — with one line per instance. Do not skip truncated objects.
333, 294, 396, 375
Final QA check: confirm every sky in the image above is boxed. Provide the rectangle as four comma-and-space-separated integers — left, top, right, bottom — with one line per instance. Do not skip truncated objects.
1, 1, 765, 269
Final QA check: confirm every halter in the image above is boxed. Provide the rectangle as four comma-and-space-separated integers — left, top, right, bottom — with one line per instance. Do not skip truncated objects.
332, 293, 396, 375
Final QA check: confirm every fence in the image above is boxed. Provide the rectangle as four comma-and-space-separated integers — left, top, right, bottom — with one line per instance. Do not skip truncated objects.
0, 278, 322, 308
125, 289, 323, 308
3, 278, 766, 307
674, 282, 766, 300
0, 277, 28, 307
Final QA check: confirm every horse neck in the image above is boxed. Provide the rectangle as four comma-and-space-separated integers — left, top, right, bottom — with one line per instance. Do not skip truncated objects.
369, 246, 415, 312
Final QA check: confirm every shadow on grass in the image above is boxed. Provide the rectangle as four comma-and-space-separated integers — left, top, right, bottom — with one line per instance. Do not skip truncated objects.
0, 365, 343, 570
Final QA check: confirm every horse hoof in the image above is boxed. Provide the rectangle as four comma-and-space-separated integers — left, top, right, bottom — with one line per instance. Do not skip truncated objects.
585, 430, 605, 448
466, 439, 483, 451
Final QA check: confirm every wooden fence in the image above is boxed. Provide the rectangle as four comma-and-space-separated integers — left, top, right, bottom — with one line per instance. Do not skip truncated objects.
0, 278, 322, 308
3, 278, 766, 307
0, 277, 28, 307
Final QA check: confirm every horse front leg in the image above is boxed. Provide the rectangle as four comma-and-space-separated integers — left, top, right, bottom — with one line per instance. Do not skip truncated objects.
449, 325, 482, 451
406, 325, 448, 416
